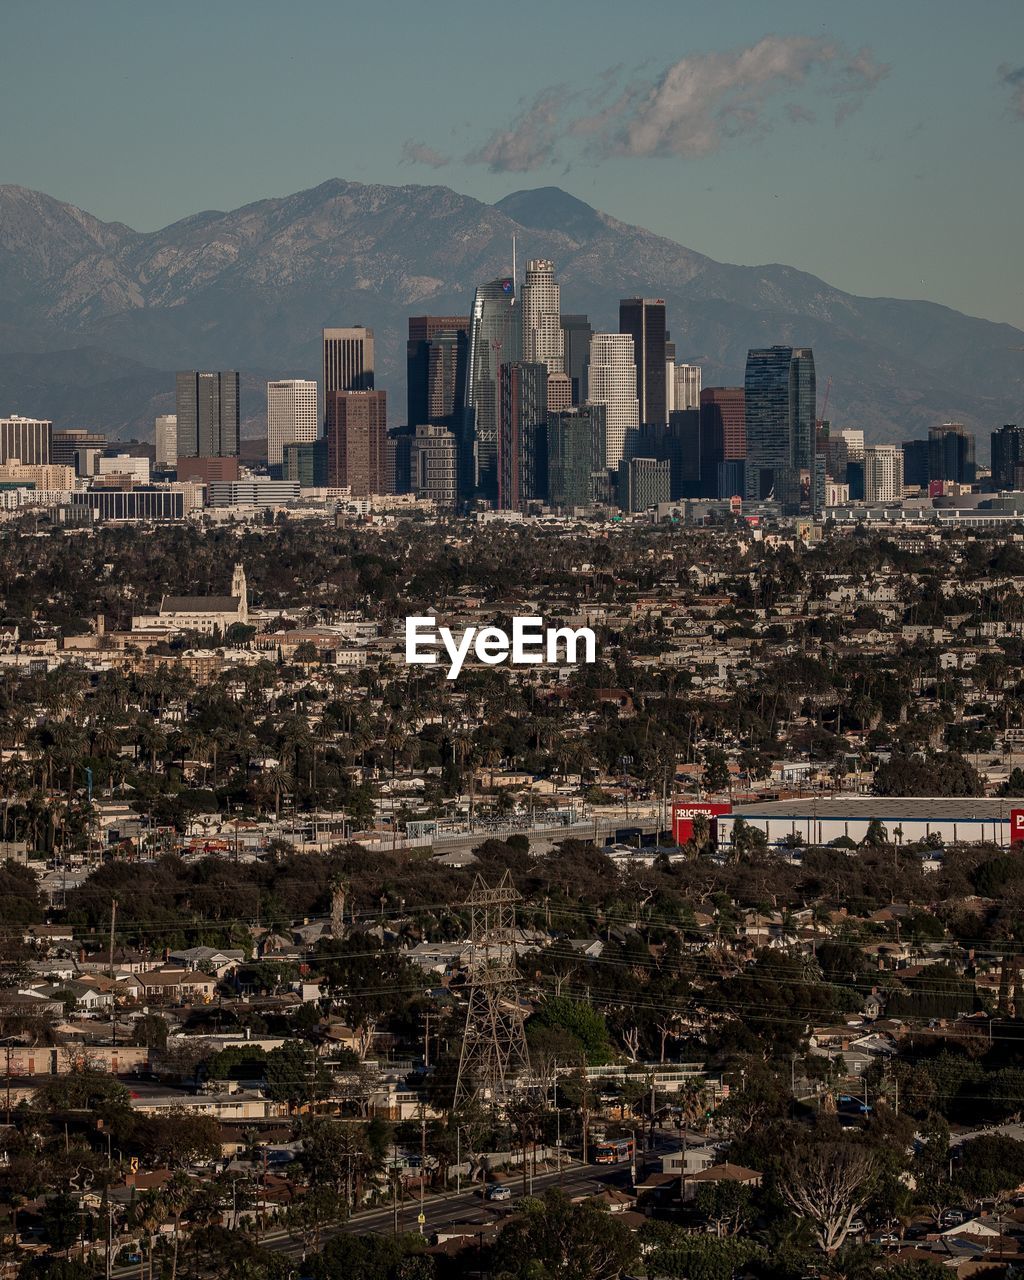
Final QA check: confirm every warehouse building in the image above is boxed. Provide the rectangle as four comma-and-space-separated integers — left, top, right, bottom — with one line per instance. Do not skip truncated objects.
719, 797, 1019, 850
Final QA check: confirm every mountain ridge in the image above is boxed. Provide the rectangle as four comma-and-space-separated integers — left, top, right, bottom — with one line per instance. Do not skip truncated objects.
0, 178, 1020, 445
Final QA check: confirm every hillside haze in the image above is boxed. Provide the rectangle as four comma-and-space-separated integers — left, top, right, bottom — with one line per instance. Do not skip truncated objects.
0, 178, 1021, 444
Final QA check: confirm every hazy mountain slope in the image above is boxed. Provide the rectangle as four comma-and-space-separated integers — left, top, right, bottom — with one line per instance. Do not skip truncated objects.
0, 179, 1020, 443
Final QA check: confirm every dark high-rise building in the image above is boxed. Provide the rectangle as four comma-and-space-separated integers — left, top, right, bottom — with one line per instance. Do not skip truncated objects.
175, 371, 239, 458
619, 298, 668, 426
560, 314, 592, 406
427, 329, 469, 424
902, 439, 929, 488
620, 457, 671, 512
465, 276, 520, 500
548, 406, 606, 511
498, 362, 548, 510
699, 388, 746, 498
323, 327, 374, 425
626, 414, 701, 500
406, 316, 469, 427
992, 424, 1024, 490
324, 390, 388, 495
283, 440, 328, 488
928, 422, 976, 485
743, 347, 815, 511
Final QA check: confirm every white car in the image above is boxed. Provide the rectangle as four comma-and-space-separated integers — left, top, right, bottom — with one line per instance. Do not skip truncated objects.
487, 1184, 512, 1202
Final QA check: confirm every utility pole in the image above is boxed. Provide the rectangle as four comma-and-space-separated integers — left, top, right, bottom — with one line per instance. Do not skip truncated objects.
418, 1109, 426, 1235
108, 897, 118, 977
109, 898, 118, 1047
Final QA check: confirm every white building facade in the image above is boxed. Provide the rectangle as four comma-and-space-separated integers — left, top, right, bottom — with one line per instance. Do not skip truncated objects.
586, 333, 639, 470
520, 259, 564, 374
673, 363, 702, 411
267, 380, 318, 468
863, 444, 904, 504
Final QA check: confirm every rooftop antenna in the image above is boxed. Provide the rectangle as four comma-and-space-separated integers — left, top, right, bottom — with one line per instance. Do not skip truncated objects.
512, 235, 517, 302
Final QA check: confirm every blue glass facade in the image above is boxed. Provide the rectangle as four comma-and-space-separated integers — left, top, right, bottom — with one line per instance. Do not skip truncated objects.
465, 277, 520, 501
743, 346, 815, 512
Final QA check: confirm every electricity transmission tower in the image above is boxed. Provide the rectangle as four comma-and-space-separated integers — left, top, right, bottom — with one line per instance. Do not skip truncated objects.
453, 870, 531, 1110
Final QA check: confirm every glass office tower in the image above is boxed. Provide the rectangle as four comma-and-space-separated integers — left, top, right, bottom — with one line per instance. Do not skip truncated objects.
743, 346, 815, 512
465, 276, 521, 501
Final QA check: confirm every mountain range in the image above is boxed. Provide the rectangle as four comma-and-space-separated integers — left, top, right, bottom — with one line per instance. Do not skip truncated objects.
0, 178, 1021, 449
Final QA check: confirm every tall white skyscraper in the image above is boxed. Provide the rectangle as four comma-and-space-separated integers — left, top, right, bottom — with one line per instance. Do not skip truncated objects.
586, 333, 639, 470
863, 444, 904, 503
267, 380, 318, 468
520, 259, 564, 374
154, 414, 177, 471
673, 363, 702, 411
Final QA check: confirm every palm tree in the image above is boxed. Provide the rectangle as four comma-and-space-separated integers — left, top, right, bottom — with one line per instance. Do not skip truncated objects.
383, 721, 408, 782
160, 1172, 194, 1280
259, 762, 292, 821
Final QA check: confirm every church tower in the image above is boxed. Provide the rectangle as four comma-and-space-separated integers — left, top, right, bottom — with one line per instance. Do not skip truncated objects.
231, 563, 248, 624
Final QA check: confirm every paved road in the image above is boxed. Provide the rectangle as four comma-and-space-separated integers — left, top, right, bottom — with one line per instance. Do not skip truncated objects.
950, 1120, 1024, 1147
108, 1156, 647, 1276
259, 1158, 635, 1261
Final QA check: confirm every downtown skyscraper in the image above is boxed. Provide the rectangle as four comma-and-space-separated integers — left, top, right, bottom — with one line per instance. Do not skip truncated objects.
324, 389, 388, 495
175, 371, 239, 458
520, 259, 564, 373
560, 314, 592, 406
498, 361, 548, 509
619, 298, 667, 426
465, 275, 520, 500
992, 424, 1024, 490
322, 326, 374, 410
743, 346, 815, 512
929, 422, 976, 485
267, 379, 318, 469
406, 316, 469, 427
586, 333, 639, 470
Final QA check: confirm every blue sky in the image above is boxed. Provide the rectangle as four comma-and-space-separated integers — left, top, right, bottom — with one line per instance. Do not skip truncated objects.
2, 0, 1023, 327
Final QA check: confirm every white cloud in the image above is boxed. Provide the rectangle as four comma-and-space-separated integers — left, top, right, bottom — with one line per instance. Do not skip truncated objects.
582, 37, 889, 158
400, 140, 451, 168
463, 90, 568, 173
458, 36, 889, 172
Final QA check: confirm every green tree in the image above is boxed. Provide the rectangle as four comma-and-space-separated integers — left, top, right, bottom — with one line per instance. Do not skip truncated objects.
265, 1040, 330, 1108
528, 997, 614, 1066
486, 1189, 638, 1280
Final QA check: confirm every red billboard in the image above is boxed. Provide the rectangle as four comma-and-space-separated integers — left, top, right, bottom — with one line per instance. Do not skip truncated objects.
1011, 809, 1024, 845
672, 800, 732, 845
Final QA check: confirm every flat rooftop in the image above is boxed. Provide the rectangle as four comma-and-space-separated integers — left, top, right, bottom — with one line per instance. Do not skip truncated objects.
731, 797, 1015, 821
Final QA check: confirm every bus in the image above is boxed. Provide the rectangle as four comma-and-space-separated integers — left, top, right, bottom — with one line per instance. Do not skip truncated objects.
593, 1137, 634, 1165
